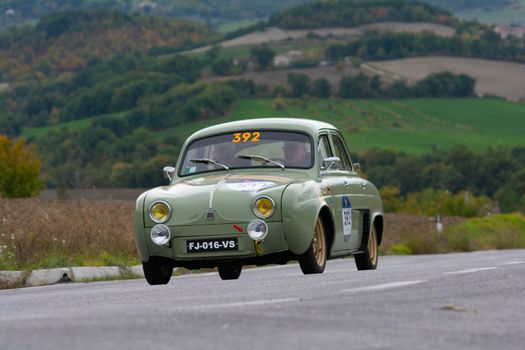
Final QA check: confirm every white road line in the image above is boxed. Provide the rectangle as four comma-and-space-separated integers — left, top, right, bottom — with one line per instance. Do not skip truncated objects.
341, 280, 426, 293
501, 261, 524, 266
173, 298, 301, 311
443, 267, 497, 275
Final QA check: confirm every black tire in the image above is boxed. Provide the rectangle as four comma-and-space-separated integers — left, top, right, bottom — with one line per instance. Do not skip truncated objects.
142, 256, 174, 285
218, 263, 242, 280
298, 216, 327, 274
355, 224, 378, 271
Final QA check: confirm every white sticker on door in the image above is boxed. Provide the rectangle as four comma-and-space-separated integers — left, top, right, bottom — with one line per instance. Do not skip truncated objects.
342, 196, 352, 241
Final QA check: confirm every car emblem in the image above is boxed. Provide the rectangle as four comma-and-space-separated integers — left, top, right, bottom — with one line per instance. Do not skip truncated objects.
206, 208, 216, 220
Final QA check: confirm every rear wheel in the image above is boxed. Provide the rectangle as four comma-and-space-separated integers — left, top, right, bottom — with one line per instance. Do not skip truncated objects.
355, 224, 378, 270
218, 263, 242, 280
299, 216, 327, 274
142, 256, 173, 285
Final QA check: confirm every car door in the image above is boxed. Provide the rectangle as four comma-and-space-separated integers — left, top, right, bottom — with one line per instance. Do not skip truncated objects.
327, 131, 363, 253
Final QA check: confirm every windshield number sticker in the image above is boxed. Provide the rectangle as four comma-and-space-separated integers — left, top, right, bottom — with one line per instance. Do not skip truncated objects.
232, 132, 260, 143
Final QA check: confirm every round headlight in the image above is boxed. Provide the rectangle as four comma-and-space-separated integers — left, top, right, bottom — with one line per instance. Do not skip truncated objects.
247, 219, 268, 241
253, 196, 275, 219
151, 224, 171, 246
149, 201, 171, 223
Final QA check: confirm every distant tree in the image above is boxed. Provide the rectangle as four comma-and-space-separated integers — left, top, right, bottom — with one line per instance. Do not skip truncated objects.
0, 135, 42, 198
311, 78, 331, 98
250, 45, 275, 70
210, 59, 233, 76
205, 44, 222, 63
272, 95, 286, 110
287, 73, 310, 97
339, 73, 372, 98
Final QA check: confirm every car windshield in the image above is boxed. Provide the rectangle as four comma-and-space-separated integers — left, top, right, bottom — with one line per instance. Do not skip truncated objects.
179, 131, 313, 176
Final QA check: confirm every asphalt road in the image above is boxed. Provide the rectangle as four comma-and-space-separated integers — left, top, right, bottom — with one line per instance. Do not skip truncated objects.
1, 250, 524, 350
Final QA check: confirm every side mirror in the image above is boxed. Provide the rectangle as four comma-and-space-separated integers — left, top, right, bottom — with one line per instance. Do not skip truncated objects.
323, 157, 341, 171
163, 166, 176, 181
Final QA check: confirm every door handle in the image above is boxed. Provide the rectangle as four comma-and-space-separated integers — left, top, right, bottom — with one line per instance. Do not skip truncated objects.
344, 181, 351, 189
360, 181, 367, 188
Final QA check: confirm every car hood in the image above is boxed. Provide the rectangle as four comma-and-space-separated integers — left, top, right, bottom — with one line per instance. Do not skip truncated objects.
144, 172, 307, 226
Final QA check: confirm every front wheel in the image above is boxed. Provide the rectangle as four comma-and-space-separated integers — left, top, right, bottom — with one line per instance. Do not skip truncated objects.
355, 224, 378, 271
142, 256, 174, 285
298, 216, 327, 274
218, 263, 242, 280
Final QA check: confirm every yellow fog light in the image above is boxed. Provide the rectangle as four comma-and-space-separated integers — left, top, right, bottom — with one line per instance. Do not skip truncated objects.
253, 196, 275, 219
149, 201, 171, 223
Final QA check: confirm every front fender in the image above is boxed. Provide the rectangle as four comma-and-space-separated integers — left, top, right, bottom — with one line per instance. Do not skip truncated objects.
134, 191, 149, 261
282, 180, 325, 255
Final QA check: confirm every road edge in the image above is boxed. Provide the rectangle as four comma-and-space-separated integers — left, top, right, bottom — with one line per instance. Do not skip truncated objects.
0, 265, 168, 289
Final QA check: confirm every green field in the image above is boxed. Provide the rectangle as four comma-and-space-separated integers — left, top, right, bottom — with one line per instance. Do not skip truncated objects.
24, 111, 126, 139
217, 19, 260, 33
160, 98, 525, 153
23, 98, 525, 153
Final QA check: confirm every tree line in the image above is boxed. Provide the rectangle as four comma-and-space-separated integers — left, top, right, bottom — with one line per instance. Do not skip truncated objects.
285, 71, 475, 99
269, 0, 457, 29
325, 30, 525, 63
355, 146, 525, 213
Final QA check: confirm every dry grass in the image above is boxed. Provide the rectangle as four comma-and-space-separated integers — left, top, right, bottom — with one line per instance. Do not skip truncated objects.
0, 198, 136, 270
381, 213, 466, 255
1, 197, 523, 271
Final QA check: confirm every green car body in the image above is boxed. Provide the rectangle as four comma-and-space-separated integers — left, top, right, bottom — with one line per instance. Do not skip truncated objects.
134, 118, 384, 284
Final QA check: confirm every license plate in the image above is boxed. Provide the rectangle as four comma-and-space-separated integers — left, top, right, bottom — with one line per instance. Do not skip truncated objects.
186, 238, 238, 253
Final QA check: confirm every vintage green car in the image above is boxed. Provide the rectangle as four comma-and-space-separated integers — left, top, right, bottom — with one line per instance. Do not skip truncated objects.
134, 118, 384, 284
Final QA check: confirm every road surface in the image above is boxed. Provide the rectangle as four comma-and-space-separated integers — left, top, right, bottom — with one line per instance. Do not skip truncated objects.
1, 249, 524, 350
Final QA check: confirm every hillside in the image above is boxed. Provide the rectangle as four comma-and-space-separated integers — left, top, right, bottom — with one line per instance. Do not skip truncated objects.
0, 9, 220, 80
268, 0, 457, 29
420, 0, 513, 12
154, 98, 525, 154
0, 0, 310, 32
445, 0, 525, 25
1, 1, 525, 193
25, 97, 525, 154
2, 0, 523, 34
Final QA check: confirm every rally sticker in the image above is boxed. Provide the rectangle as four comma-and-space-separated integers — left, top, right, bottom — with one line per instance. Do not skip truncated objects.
342, 196, 352, 241
225, 180, 276, 192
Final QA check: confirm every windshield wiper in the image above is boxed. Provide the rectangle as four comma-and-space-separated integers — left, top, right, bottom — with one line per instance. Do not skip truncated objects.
236, 154, 285, 169
190, 158, 229, 170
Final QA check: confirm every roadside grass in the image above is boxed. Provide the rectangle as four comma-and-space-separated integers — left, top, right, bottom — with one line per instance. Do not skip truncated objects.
2, 197, 525, 273
380, 213, 525, 255
445, 214, 525, 252
0, 198, 138, 271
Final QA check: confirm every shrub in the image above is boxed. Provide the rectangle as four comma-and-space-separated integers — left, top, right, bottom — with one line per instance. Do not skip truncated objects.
445, 214, 525, 251
0, 135, 42, 198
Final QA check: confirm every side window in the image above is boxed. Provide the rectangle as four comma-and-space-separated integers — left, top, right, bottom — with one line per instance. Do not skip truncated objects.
331, 134, 352, 171
318, 135, 332, 170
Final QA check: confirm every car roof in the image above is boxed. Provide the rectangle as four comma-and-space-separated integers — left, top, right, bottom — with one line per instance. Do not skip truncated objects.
188, 118, 336, 140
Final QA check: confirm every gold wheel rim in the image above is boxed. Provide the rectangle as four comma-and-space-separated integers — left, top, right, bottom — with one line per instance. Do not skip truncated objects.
368, 226, 378, 265
312, 218, 326, 267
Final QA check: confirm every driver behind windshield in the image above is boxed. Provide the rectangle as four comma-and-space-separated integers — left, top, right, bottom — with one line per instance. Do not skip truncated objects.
283, 141, 309, 167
